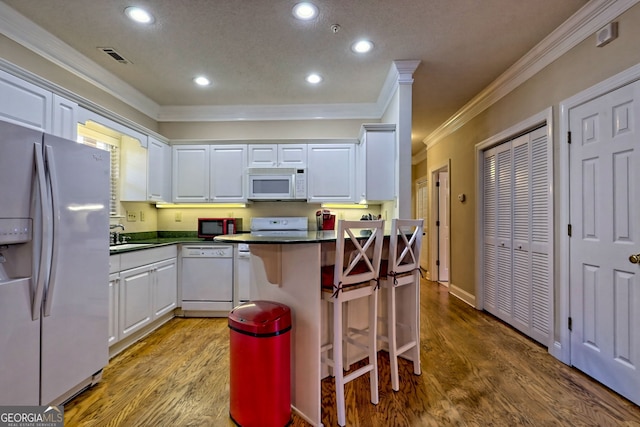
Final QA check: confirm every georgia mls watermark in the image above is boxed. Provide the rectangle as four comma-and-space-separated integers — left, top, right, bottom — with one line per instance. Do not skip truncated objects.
0, 406, 63, 427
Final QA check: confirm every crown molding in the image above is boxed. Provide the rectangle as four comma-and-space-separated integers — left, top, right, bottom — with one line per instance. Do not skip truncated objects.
412, 147, 428, 165
0, 2, 418, 123
157, 61, 421, 122
394, 60, 421, 84
156, 102, 383, 122
423, 0, 640, 150
0, 2, 160, 119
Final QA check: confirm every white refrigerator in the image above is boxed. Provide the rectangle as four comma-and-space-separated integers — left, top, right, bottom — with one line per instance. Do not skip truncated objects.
0, 120, 110, 405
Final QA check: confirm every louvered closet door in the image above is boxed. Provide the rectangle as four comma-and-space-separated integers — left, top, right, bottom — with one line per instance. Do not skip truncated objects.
495, 142, 513, 322
483, 148, 498, 313
512, 134, 531, 333
482, 126, 551, 345
529, 127, 551, 344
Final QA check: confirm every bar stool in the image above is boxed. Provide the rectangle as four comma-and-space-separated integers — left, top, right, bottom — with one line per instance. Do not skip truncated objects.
378, 218, 424, 392
320, 219, 384, 427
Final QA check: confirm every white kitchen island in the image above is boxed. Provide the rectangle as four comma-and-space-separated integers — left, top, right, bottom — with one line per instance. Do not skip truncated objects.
215, 232, 335, 426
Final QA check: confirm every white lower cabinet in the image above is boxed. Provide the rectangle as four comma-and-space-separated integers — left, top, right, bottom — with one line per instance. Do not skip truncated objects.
153, 258, 178, 317
108, 272, 120, 346
109, 246, 177, 350
119, 264, 154, 340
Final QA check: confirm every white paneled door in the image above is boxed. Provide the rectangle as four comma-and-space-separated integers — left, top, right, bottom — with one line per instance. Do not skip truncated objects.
438, 171, 450, 282
415, 179, 428, 270
569, 81, 640, 405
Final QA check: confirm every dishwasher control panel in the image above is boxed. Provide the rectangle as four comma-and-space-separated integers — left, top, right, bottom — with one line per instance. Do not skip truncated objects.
182, 245, 233, 257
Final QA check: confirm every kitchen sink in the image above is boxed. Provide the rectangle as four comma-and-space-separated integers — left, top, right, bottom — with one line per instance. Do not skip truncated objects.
109, 243, 154, 251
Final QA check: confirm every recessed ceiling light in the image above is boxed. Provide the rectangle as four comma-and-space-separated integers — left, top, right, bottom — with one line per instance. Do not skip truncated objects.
292, 2, 318, 20
306, 73, 322, 84
194, 76, 211, 86
352, 40, 374, 53
124, 6, 154, 24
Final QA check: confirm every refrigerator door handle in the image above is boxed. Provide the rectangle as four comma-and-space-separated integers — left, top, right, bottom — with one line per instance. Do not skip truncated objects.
43, 144, 60, 317
32, 142, 49, 321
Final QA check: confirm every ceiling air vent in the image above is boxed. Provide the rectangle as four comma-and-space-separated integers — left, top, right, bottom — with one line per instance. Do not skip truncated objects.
98, 47, 130, 64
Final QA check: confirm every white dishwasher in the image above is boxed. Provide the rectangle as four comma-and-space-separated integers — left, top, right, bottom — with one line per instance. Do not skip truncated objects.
181, 245, 233, 315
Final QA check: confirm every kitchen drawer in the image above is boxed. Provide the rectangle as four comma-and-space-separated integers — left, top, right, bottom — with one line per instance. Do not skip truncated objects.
119, 245, 177, 271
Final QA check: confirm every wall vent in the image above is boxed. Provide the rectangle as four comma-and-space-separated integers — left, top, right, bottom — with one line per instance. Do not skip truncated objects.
98, 47, 130, 64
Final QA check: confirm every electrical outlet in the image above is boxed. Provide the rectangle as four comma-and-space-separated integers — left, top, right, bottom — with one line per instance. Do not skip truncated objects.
139, 211, 145, 222
175, 211, 182, 222
126, 211, 137, 222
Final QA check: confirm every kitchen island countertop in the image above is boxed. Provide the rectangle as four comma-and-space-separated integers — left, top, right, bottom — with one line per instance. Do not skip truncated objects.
214, 231, 339, 244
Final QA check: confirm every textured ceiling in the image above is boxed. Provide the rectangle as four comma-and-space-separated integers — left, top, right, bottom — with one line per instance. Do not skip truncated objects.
1, 0, 588, 152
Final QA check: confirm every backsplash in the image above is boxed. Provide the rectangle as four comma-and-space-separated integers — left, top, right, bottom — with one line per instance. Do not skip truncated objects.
116, 201, 387, 233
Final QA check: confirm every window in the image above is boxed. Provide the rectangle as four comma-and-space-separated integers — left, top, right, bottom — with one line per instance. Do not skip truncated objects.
77, 122, 121, 216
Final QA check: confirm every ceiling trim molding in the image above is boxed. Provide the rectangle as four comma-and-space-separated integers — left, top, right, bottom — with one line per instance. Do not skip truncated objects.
157, 103, 382, 122
0, 1, 409, 123
0, 1, 160, 119
412, 148, 427, 165
157, 61, 422, 122
394, 60, 421, 84
423, 0, 640, 150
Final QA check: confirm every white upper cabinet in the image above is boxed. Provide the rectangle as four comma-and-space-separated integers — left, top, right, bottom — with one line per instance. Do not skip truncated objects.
248, 143, 307, 168
52, 94, 78, 140
172, 145, 210, 203
278, 144, 307, 168
210, 144, 247, 202
0, 70, 78, 139
307, 143, 356, 203
147, 136, 171, 202
172, 144, 247, 203
0, 70, 52, 132
120, 135, 148, 202
248, 144, 277, 167
357, 124, 396, 202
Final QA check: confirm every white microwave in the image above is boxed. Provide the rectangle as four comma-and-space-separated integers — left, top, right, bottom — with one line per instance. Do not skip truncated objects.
247, 168, 307, 200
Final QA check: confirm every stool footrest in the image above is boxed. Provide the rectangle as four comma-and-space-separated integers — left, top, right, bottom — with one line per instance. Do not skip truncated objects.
396, 340, 417, 356
343, 363, 374, 384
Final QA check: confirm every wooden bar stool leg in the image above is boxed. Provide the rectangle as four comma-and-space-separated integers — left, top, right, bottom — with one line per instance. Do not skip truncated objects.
333, 297, 347, 426
369, 289, 379, 404
411, 272, 421, 376
388, 281, 400, 392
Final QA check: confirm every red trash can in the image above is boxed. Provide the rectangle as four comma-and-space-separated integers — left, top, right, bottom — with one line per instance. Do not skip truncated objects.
229, 300, 292, 427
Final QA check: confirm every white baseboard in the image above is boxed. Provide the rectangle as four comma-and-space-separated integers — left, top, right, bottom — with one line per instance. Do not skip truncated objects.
449, 284, 476, 307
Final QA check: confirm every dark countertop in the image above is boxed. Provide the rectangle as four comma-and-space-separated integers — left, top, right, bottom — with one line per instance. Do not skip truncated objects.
109, 237, 224, 254
214, 229, 393, 245
213, 231, 340, 245
110, 229, 390, 254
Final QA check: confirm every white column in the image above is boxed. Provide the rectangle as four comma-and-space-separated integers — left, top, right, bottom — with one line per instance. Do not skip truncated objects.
393, 60, 421, 219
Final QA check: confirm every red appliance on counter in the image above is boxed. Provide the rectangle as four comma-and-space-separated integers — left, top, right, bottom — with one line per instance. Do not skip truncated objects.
316, 210, 335, 230
197, 218, 240, 240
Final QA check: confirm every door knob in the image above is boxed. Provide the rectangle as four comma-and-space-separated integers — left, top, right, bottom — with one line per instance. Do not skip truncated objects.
629, 254, 640, 264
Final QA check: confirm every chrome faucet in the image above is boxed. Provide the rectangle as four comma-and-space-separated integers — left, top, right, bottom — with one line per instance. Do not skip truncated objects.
110, 224, 125, 245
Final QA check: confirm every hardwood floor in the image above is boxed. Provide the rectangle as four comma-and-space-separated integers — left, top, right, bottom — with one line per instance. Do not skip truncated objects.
65, 281, 640, 426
